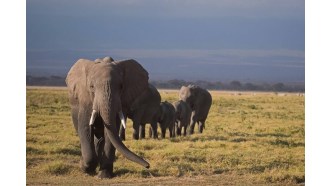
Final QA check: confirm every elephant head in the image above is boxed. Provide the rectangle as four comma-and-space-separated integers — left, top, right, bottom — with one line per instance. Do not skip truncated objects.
157, 101, 176, 138
179, 85, 198, 109
94, 56, 114, 63
66, 58, 150, 171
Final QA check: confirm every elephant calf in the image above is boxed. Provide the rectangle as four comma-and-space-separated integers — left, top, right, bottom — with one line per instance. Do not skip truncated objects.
179, 85, 212, 134
149, 101, 176, 138
172, 100, 192, 136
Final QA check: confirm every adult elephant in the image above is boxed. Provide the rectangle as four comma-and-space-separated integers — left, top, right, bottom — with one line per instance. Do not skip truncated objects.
66, 58, 150, 179
172, 100, 192, 136
149, 101, 176, 138
179, 85, 212, 134
119, 84, 161, 140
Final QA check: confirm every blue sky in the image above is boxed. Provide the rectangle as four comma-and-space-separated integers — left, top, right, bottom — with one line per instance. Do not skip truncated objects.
27, 0, 305, 82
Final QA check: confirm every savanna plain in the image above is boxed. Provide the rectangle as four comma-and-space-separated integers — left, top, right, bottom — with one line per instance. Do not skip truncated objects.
26, 87, 304, 185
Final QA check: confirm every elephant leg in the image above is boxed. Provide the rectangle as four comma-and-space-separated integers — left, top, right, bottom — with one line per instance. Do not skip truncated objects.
78, 110, 98, 174
139, 124, 146, 139
183, 127, 187, 136
176, 121, 182, 136
98, 127, 116, 178
183, 123, 188, 136
132, 113, 143, 140
119, 124, 126, 141
189, 114, 197, 135
94, 136, 104, 160
178, 127, 182, 136
98, 116, 121, 179
150, 121, 158, 139
161, 127, 166, 139
169, 124, 174, 138
198, 121, 205, 133
162, 129, 166, 139
132, 121, 140, 140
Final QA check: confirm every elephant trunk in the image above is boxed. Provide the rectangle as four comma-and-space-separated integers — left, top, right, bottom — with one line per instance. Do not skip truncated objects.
105, 123, 150, 168
99, 93, 150, 169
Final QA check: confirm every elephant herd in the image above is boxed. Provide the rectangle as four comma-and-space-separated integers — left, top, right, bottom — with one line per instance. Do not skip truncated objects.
65, 57, 212, 178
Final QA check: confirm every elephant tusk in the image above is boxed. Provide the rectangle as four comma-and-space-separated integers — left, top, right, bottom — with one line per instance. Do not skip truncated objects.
89, 110, 97, 126
118, 111, 126, 129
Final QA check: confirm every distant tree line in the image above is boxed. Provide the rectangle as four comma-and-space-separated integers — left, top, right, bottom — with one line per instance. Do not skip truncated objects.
27, 75, 66, 86
26, 76, 304, 92
150, 79, 304, 92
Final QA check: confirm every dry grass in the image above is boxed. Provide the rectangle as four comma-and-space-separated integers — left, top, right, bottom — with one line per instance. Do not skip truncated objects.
26, 87, 305, 185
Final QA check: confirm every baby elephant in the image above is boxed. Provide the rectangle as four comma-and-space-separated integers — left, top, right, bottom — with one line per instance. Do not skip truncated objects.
172, 100, 192, 136
149, 101, 176, 138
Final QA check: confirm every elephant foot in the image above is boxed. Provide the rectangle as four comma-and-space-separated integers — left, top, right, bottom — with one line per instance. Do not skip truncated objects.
80, 159, 97, 175
97, 169, 114, 179
152, 130, 158, 139
189, 129, 194, 135
133, 132, 139, 140
198, 124, 204, 133
176, 130, 182, 136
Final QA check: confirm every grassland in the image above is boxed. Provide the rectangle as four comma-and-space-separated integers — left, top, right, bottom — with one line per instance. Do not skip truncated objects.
26, 87, 305, 185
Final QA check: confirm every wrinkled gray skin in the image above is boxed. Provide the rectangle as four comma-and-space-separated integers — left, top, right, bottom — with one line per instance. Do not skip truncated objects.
119, 84, 161, 140
172, 100, 192, 136
66, 58, 150, 179
179, 85, 212, 134
150, 101, 176, 138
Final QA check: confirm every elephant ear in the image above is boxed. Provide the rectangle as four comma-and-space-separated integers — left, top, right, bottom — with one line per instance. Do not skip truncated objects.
66, 59, 93, 105
114, 59, 149, 107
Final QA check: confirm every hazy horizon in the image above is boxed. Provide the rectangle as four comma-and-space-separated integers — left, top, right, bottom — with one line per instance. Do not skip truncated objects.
27, 0, 305, 83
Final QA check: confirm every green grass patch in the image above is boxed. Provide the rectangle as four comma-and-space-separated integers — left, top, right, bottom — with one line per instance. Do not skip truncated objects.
27, 88, 304, 185
43, 161, 72, 175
